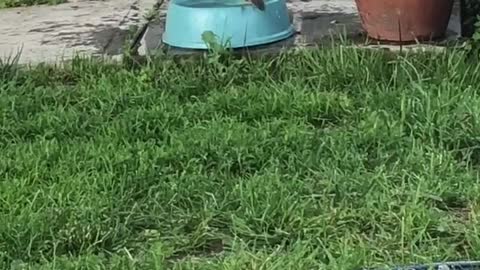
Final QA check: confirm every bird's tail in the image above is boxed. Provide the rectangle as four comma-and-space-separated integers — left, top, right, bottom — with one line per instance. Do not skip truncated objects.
250, 0, 265, 10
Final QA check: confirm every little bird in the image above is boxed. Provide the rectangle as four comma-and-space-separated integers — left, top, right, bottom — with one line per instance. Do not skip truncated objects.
249, 0, 265, 10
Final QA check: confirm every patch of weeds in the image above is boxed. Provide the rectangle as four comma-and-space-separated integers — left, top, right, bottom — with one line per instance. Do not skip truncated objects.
464, 16, 480, 54
0, 0, 66, 8
0, 52, 20, 82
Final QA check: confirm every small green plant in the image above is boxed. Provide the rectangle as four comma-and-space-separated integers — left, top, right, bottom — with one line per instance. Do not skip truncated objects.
201, 30, 233, 55
473, 16, 480, 42
464, 15, 480, 54
461, 0, 480, 53
462, 0, 480, 37
0, 50, 21, 82
201, 30, 235, 76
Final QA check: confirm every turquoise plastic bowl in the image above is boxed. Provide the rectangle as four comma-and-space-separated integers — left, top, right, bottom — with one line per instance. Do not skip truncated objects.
162, 0, 294, 49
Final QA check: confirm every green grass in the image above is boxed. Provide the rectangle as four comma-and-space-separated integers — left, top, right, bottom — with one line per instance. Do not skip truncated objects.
1, 47, 480, 269
0, 0, 65, 8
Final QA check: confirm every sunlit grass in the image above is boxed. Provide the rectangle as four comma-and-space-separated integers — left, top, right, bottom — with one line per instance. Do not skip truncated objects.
1, 47, 480, 269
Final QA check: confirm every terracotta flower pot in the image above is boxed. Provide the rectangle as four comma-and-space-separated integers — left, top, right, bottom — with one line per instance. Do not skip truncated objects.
355, 0, 454, 42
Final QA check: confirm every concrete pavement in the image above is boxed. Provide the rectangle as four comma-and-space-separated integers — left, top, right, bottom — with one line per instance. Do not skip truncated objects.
0, 0, 157, 64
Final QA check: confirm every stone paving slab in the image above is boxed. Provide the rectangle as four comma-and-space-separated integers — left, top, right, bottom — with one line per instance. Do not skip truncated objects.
139, 0, 462, 57
0, 0, 157, 65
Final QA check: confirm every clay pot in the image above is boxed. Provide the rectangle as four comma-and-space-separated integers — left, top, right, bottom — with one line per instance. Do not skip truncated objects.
355, 0, 454, 42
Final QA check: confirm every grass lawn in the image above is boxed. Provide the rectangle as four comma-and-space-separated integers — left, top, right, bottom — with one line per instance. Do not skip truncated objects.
1, 48, 480, 269
0, 0, 65, 8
